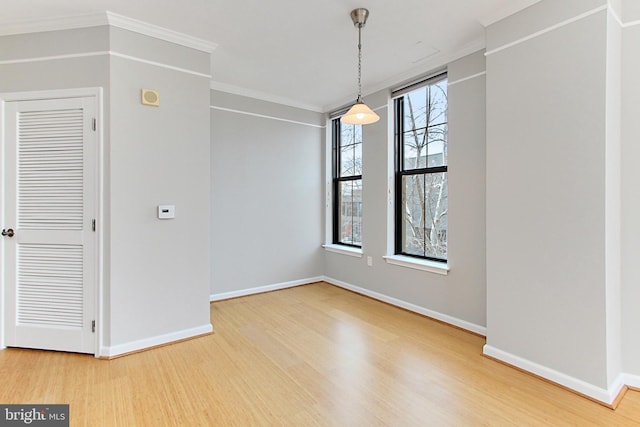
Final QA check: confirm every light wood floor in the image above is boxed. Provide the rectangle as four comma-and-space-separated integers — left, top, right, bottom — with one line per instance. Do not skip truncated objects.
1, 282, 639, 426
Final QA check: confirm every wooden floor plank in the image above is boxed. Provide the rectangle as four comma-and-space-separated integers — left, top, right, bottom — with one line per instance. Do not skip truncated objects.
1, 282, 639, 426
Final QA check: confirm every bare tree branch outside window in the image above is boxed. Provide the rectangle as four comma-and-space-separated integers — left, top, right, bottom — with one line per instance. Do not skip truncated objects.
398, 78, 448, 260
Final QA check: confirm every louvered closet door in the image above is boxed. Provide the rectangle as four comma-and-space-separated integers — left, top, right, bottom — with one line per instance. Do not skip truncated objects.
3, 96, 96, 354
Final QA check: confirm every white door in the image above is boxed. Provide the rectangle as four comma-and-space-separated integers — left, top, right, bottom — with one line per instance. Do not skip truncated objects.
2, 96, 97, 354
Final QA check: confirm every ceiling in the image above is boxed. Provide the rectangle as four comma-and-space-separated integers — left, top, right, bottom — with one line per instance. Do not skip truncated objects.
0, 0, 540, 112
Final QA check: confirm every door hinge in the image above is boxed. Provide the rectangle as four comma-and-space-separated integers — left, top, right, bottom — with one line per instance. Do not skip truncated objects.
92, 118, 97, 131
92, 219, 96, 232
91, 320, 96, 333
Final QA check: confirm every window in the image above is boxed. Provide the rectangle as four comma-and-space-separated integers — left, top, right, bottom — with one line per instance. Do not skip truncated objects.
332, 119, 363, 247
394, 74, 448, 261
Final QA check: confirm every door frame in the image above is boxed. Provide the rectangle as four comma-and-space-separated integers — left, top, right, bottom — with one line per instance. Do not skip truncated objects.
0, 87, 104, 357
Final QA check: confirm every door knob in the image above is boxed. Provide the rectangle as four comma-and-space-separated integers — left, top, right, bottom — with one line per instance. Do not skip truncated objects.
1, 228, 14, 237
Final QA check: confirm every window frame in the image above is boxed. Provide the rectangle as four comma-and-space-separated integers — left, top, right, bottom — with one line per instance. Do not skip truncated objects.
393, 73, 448, 263
332, 118, 363, 248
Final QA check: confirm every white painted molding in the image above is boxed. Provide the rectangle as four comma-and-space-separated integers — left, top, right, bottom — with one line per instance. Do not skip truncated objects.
622, 373, 640, 390
105, 12, 217, 53
0, 11, 217, 53
0, 51, 108, 66
210, 106, 324, 129
0, 51, 210, 79
383, 255, 449, 275
0, 12, 108, 36
210, 81, 323, 113
624, 19, 640, 28
210, 276, 324, 302
110, 51, 211, 78
322, 244, 363, 258
485, 5, 608, 56
100, 324, 213, 358
482, 344, 626, 405
324, 276, 486, 336
448, 71, 487, 87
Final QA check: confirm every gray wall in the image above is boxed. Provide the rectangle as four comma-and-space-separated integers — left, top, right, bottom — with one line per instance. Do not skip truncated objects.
621, 1, 640, 377
0, 24, 213, 353
485, 0, 618, 389
324, 50, 487, 331
209, 90, 325, 296
108, 28, 212, 348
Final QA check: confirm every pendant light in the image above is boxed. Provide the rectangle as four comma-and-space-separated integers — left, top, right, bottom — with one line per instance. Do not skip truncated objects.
341, 8, 380, 125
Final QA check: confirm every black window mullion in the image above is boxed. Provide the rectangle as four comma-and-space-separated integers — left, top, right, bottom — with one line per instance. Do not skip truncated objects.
332, 118, 363, 248
399, 166, 447, 176
423, 172, 427, 257
332, 119, 340, 244
394, 97, 404, 255
394, 74, 448, 262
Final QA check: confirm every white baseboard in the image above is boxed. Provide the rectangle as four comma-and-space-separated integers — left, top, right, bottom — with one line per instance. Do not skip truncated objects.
622, 373, 640, 390
100, 323, 213, 358
210, 276, 324, 302
483, 344, 627, 405
323, 276, 487, 336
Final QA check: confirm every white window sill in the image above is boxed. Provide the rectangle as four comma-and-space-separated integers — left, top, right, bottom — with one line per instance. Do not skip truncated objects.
383, 255, 449, 275
323, 244, 363, 258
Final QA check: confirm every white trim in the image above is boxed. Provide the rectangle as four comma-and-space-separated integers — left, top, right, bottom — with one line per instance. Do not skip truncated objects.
210, 105, 324, 129
100, 324, 213, 358
607, 6, 640, 28
95, 88, 105, 360
109, 51, 211, 78
0, 12, 108, 36
0, 51, 210, 79
322, 244, 363, 258
621, 373, 640, 389
0, 11, 217, 53
0, 98, 5, 350
485, 5, 608, 56
324, 276, 486, 336
383, 255, 449, 275
482, 345, 625, 405
609, 5, 624, 28
105, 12, 217, 53
210, 276, 324, 302
623, 19, 640, 28
448, 71, 486, 87
0, 51, 108, 66
210, 81, 323, 113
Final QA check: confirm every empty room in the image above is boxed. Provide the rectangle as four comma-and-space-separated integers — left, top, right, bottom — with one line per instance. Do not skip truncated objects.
1, 0, 640, 425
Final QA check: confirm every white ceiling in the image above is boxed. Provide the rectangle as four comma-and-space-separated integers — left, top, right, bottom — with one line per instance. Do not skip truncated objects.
0, 0, 540, 112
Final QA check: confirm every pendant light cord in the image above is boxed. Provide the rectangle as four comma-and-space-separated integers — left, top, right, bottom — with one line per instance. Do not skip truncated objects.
357, 25, 362, 103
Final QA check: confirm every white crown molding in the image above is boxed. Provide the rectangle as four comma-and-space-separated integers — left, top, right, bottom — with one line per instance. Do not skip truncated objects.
105, 12, 217, 53
0, 11, 217, 53
323, 37, 486, 113
0, 12, 108, 36
209, 81, 324, 113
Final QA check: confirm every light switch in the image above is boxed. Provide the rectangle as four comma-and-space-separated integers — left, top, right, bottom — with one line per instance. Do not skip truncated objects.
158, 205, 175, 219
